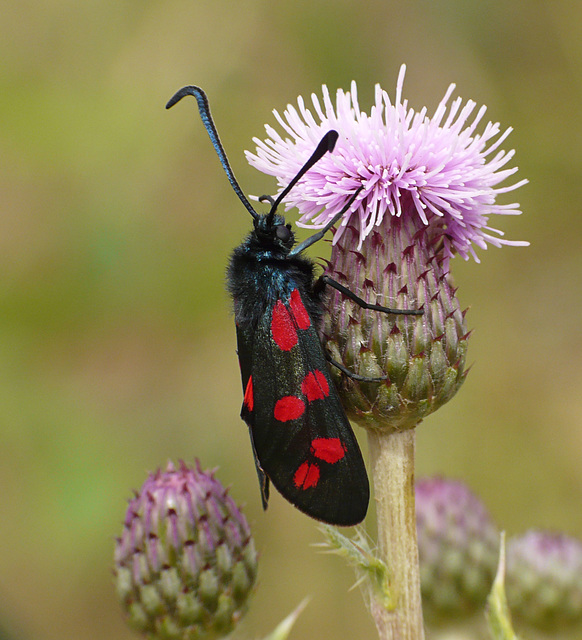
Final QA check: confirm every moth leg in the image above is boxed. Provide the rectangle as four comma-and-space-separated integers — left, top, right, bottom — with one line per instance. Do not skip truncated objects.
326, 353, 387, 383
320, 275, 424, 316
289, 187, 364, 256
249, 430, 270, 510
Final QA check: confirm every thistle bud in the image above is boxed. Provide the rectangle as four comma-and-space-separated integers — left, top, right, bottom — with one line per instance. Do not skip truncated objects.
415, 477, 499, 621
323, 217, 468, 431
114, 460, 257, 639
505, 530, 582, 632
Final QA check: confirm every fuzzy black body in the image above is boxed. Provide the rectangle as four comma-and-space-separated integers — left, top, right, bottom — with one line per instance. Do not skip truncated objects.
227, 214, 370, 526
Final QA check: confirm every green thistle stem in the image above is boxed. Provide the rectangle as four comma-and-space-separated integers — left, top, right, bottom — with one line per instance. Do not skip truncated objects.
368, 428, 424, 640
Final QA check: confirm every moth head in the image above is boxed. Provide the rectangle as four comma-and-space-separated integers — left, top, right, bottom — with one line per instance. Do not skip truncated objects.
254, 212, 295, 251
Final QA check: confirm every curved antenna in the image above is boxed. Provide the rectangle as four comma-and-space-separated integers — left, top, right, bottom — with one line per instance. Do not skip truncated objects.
266, 130, 339, 224
166, 86, 259, 220
258, 194, 276, 207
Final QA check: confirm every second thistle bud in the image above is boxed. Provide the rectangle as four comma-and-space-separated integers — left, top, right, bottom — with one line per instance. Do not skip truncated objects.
114, 461, 258, 640
505, 530, 582, 632
416, 476, 499, 621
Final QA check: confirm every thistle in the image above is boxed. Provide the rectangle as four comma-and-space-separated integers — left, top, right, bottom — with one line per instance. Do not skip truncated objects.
415, 477, 500, 621
114, 460, 258, 640
247, 65, 527, 432
247, 66, 527, 640
505, 530, 582, 633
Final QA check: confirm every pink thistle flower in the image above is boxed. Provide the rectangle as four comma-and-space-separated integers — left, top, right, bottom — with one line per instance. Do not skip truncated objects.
247, 67, 527, 430
246, 64, 528, 263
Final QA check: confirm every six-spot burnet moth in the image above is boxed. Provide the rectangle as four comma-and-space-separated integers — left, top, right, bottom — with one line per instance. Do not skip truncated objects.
166, 86, 423, 526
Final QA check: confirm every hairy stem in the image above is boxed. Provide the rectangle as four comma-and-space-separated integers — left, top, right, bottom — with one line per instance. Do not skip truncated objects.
367, 428, 424, 640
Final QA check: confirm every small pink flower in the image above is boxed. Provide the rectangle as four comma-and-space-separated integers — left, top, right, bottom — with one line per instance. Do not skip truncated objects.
246, 65, 527, 262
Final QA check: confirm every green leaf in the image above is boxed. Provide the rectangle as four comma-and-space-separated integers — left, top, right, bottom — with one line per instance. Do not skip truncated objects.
317, 525, 395, 610
486, 532, 521, 640
261, 599, 309, 640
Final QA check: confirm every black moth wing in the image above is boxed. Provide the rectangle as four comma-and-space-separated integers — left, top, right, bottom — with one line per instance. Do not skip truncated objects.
238, 286, 369, 526
236, 322, 270, 509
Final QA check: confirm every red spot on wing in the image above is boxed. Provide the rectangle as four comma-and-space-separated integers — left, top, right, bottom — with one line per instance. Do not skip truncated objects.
294, 461, 320, 489
274, 396, 305, 422
271, 300, 298, 351
311, 438, 347, 464
301, 369, 330, 402
289, 288, 311, 330
243, 376, 254, 412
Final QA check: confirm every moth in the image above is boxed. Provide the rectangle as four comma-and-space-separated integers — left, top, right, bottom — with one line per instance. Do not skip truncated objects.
167, 87, 422, 525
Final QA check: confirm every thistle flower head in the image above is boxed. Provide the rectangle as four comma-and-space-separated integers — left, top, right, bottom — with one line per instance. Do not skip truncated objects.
506, 530, 582, 632
114, 460, 258, 640
415, 477, 499, 621
247, 67, 527, 430
247, 64, 527, 262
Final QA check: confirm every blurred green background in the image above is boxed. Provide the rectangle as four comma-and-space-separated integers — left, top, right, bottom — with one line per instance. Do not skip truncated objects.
1, 0, 581, 638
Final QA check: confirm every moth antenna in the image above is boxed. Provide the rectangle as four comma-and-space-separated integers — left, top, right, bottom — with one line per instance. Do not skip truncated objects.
258, 194, 276, 207
266, 130, 339, 224
166, 86, 259, 220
